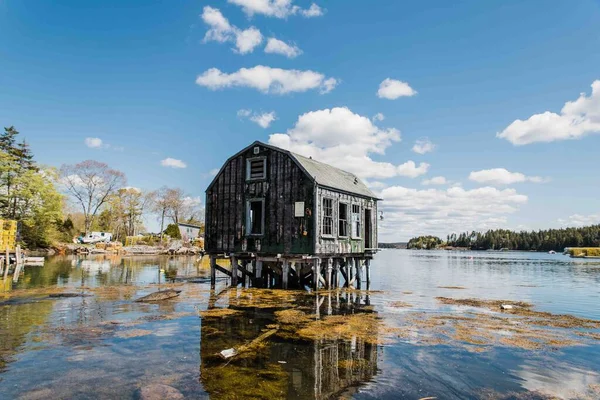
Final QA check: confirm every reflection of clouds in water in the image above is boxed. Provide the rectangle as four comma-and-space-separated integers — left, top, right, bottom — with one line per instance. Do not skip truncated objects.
80, 260, 111, 273
515, 360, 600, 399
153, 323, 179, 337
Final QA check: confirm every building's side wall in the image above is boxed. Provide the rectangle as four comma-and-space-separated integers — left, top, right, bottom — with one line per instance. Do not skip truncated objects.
315, 187, 378, 255
205, 145, 315, 255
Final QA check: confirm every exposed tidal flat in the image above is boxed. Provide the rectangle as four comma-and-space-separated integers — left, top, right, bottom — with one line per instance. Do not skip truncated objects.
1, 251, 600, 399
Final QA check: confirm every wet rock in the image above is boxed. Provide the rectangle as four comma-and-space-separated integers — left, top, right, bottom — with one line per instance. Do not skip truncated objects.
139, 384, 184, 400
135, 289, 181, 302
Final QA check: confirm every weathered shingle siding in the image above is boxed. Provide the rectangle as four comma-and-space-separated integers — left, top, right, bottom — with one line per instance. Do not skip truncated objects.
315, 187, 378, 255
205, 144, 314, 255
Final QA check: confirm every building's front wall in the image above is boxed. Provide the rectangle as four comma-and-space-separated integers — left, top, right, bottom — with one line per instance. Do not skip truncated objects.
178, 225, 200, 242
315, 187, 378, 255
205, 144, 315, 255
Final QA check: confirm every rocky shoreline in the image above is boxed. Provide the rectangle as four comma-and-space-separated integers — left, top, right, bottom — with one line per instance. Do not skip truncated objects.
26, 242, 205, 257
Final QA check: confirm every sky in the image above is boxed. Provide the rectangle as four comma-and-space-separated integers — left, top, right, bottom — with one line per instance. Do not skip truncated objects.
1, 0, 599, 241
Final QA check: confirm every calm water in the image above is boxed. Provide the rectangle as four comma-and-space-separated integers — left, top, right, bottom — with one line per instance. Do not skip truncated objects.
0, 250, 599, 399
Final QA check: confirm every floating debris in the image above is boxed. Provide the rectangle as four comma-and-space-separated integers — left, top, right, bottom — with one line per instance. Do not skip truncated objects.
135, 289, 181, 302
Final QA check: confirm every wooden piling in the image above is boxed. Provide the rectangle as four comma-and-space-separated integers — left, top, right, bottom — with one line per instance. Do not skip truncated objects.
326, 258, 333, 289
346, 257, 354, 288
355, 258, 362, 290
231, 255, 238, 287
365, 259, 371, 290
255, 260, 263, 288
210, 255, 216, 289
313, 258, 321, 291
282, 260, 290, 289
332, 259, 339, 288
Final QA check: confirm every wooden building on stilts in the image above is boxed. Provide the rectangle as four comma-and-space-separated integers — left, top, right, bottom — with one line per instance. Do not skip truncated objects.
205, 141, 379, 290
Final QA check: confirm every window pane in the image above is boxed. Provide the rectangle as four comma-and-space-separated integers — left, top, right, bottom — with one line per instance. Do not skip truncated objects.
352, 204, 361, 237
339, 203, 348, 237
323, 198, 333, 235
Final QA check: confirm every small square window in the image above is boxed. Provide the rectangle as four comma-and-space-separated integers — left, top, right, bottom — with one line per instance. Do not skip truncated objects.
247, 158, 266, 180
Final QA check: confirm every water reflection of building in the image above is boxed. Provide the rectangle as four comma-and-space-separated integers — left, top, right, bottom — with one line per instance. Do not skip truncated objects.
199, 290, 378, 399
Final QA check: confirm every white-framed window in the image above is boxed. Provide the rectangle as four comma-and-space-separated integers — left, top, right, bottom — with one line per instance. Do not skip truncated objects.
351, 204, 361, 238
246, 157, 267, 181
322, 198, 333, 236
338, 203, 349, 237
246, 199, 265, 236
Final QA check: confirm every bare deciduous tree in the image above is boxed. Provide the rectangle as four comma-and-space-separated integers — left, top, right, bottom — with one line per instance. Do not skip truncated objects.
150, 187, 202, 242
60, 160, 126, 234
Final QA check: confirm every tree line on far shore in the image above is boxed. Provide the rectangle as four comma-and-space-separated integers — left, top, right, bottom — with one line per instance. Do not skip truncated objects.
0, 126, 203, 249
407, 225, 600, 251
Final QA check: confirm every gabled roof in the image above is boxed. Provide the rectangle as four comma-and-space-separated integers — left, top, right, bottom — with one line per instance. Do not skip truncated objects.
289, 152, 378, 199
207, 141, 379, 200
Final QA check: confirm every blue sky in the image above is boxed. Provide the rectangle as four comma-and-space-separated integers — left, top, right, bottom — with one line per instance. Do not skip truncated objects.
1, 0, 599, 240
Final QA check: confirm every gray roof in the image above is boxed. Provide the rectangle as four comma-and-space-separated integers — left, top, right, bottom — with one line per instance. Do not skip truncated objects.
290, 152, 378, 199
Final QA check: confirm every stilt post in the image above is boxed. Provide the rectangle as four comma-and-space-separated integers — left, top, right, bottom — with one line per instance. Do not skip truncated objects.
209, 255, 216, 289
255, 260, 263, 288
346, 257, 354, 288
355, 258, 362, 290
326, 258, 333, 289
313, 258, 321, 291
282, 259, 290, 289
365, 259, 371, 290
230, 255, 238, 287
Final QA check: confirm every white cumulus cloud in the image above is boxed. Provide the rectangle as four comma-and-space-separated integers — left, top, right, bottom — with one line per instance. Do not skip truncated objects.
201, 6, 263, 54
469, 168, 546, 185
161, 158, 187, 169
196, 65, 338, 95
264, 37, 302, 58
228, 0, 323, 18
372, 113, 385, 122
85, 137, 104, 149
268, 107, 414, 180
558, 213, 600, 228
238, 109, 277, 128
412, 138, 435, 154
397, 161, 430, 178
497, 80, 600, 145
422, 176, 447, 186
379, 185, 528, 241
377, 78, 417, 100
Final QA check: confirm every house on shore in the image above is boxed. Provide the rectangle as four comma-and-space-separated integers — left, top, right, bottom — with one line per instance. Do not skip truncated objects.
204, 141, 379, 289
177, 222, 202, 243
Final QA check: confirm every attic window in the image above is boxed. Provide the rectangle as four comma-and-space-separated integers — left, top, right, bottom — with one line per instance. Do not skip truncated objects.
247, 158, 266, 180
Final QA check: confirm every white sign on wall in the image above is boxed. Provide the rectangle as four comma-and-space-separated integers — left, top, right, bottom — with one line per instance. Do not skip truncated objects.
294, 202, 305, 217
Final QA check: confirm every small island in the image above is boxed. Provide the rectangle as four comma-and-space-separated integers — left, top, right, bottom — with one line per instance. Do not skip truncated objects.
405, 225, 600, 252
